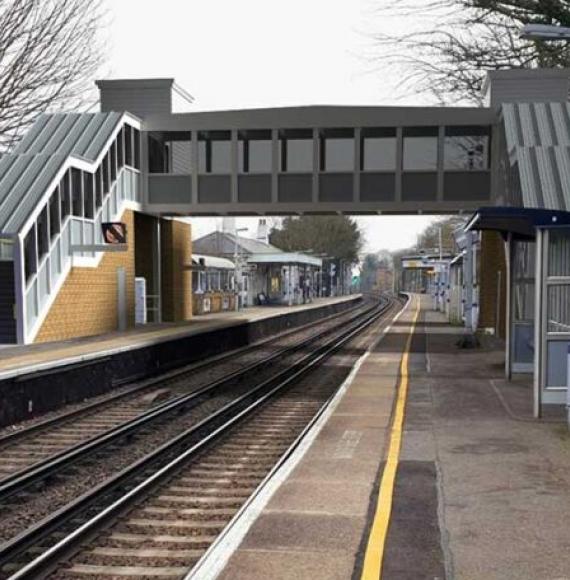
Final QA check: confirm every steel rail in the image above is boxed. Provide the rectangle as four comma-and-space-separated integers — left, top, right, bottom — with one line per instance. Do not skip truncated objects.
0, 300, 381, 503
0, 298, 366, 447
4, 301, 393, 580
1, 298, 395, 579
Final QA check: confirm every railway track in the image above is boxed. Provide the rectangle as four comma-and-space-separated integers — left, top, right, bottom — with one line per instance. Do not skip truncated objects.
0, 295, 403, 580
0, 299, 371, 499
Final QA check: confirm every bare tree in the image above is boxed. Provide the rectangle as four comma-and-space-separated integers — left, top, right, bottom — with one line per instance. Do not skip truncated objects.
372, 0, 570, 104
0, 0, 106, 150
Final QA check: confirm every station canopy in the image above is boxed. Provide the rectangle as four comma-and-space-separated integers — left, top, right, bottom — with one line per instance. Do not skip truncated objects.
466, 206, 570, 241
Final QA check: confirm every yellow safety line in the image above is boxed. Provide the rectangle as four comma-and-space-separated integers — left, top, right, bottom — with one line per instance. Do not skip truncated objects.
360, 297, 421, 580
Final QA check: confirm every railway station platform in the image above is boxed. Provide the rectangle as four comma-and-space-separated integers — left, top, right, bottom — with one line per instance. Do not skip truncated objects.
0, 295, 361, 428
203, 294, 570, 580
0, 295, 360, 379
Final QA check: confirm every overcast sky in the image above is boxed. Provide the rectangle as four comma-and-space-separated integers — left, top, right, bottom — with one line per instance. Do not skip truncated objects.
106, 0, 436, 252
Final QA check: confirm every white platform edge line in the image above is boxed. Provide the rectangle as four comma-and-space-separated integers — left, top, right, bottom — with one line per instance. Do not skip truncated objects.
0, 296, 361, 382
186, 296, 411, 580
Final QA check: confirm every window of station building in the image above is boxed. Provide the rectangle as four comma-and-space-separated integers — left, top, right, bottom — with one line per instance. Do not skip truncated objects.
133, 128, 141, 170
198, 131, 231, 174
320, 129, 354, 172
110, 141, 117, 182
24, 227, 37, 282
71, 168, 83, 217
95, 167, 103, 210
361, 129, 397, 171
238, 131, 272, 173
49, 189, 60, 240
36, 206, 49, 261
403, 127, 439, 171
444, 126, 490, 171
60, 171, 72, 221
125, 125, 133, 167
279, 130, 313, 172
117, 128, 125, 169
83, 172, 94, 219
102, 153, 110, 194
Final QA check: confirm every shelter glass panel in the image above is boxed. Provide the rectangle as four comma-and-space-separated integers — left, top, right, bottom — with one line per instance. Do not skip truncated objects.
548, 229, 570, 277
403, 128, 438, 171
547, 285, 570, 333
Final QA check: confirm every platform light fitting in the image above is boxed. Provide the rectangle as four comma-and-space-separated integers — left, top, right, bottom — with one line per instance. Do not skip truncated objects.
520, 24, 570, 41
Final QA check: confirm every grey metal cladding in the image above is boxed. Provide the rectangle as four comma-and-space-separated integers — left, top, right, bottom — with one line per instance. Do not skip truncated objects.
444, 172, 491, 202
238, 175, 271, 203
13, 114, 50, 154
278, 174, 312, 203
402, 172, 438, 202
319, 173, 353, 202
360, 173, 396, 202
198, 175, 231, 203
149, 175, 191, 203
145, 105, 496, 132
0, 112, 128, 236
503, 102, 570, 210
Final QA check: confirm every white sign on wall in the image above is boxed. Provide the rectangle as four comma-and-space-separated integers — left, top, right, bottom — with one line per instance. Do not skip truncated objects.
135, 277, 147, 324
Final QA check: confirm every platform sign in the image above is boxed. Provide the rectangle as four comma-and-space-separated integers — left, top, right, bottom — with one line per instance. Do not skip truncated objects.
102, 222, 127, 245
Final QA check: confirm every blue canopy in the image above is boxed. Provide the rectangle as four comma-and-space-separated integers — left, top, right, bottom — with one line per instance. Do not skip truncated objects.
465, 207, 570, 241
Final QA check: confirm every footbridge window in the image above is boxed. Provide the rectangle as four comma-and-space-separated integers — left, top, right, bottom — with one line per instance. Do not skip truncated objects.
279, 130, 313, 173
148, 132, 192, 174
360, 128, 397, 202
444, 126, 490, 170
402, 127, 438, 201
403, 127, 438, 171
238, 130, 272, 173
319, 129, 354, 172
361, 128, 397, 171
199, 131, 232, 174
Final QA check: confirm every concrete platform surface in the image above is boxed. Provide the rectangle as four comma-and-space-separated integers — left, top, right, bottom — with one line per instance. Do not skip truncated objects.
215, 297, 414, 580
214, 295, 570, 580
0, 295, 360, 379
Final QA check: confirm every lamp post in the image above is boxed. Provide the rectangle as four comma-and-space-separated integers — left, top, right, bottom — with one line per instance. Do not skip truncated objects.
233, 227, 248, 311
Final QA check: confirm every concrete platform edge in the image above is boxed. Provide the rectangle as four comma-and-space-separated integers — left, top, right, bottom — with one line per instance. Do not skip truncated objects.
186, 298, 411, 580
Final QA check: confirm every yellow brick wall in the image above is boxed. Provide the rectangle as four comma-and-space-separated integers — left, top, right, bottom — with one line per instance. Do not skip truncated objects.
161, 219, 192, 322
35, 210, 136, 343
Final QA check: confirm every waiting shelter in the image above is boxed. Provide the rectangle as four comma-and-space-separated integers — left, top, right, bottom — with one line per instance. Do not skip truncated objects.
467, 207, 570, 416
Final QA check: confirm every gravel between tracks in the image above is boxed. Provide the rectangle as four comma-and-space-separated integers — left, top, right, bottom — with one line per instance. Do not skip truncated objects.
0, 304, 376, 545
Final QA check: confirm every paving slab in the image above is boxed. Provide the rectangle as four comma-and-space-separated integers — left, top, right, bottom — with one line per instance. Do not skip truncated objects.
217, 298, 414, 580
